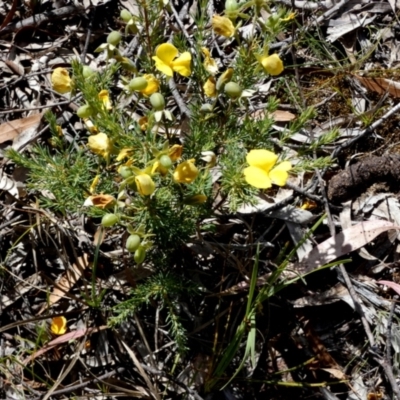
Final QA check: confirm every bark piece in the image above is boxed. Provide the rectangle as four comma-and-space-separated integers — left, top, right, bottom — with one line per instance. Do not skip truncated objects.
328, 155, 400, 203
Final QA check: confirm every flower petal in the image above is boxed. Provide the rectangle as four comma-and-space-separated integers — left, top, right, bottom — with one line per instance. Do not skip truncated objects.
88, 132, 112, 159
261, 54, 284, 76
155, 43, 178, 64
171, 52, 192, 77
98, 90, 112, 110
152, 56, 174, 77
51, 68, 72, 94
50, 316, 67, 335
212, 15, 235, 37
246, 149, 278, 173
168, 144, 183, 161
135, 174, 155, 196
203, 77, 217, 98
141, 74, 159, 96
243, 166, 272, 189
173, 159, 198, 184
269, 161, 291, 186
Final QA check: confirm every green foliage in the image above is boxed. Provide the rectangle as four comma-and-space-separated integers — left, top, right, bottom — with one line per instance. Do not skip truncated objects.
110, 272, 198, 353
6, 0, 342, 375
7, 145, 95, 214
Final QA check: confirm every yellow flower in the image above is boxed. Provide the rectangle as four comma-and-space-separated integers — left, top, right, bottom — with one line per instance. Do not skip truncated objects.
201, 151, 217, 168
117, 148, 134, 161
51, 68, 72, 94
260, 54, 284, 76
212, 15, 235, 37
244, 149, 291, 189
138, 116, 148, 131
152, 43, 191, 77
50, 316, 67, 335
280, 12, 296, 22
168, 144, 183, 162
151, 160, 169, 176
84, 119, 99, 134
84, 194, 116, 209
202, 47, 218, 75
141, 74, 159, 96
203, 77, 217, 98
173, 159, 199, 184
88, 132, 112, 160
55, 125, 63, 136
98, 90, 112, 110
216, 68, 233, 90
300, 199, 317, 210
135, 174, 155, 196
89, 175, 100, 194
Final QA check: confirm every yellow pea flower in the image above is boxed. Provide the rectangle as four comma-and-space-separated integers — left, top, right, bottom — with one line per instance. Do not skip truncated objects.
216, 68, 233, 90
173, 159, 199, 184
117, 148, 134, 161
84, 119, 99, 134
280, 12, 296, 22
260, 54, 284, 76
141, 74, 159, 96
202, 47, 218, 75
168, 144, 183, 162
138, 116, 148, 131
201, 151, 217, 168
300, 199, 317, 210
203, 77, 217, 98
243, 149, 291, 189
152, 43, 191, 77
89, 175, 100, 194
50, 316, 67, 335
84, 194, 116, 209
98, 90, 112, 110
88, 132, 112, 160
212, 15, 235, 37
51, 67, 72, 94
135, 173, 155, 196
151, 160, 169, 176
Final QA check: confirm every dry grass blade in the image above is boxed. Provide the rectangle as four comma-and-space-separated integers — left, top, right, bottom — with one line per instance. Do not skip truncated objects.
121, 340, 160, 400
38, 254, 90, 314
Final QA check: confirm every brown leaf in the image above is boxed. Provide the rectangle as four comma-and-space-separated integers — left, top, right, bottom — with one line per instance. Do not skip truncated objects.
304, 320, 340, 369
271, 110, 296, 122
355, 76, 400, 97
0, 113, 43, 144
38, 254, 89, 314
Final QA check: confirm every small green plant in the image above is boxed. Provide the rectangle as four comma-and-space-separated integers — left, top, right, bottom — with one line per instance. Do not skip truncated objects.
6, 0, 339, 367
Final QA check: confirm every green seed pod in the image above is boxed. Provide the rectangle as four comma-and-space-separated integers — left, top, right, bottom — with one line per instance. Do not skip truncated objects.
134, 246, 146, 264
159, 155, 172, 169
224, 82, 242, 99
128, 77, 148, 92
126, 234, 141, 253
120, 166, 133, 179
101, 214, 119, 227
120, 9, 132, 22
150, 93, 165, 111
82, 66, 95, 78
107, 31, 122, 46
200, 103, 214, 114
76, 104, 94, 119
225, 0, 238, 12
